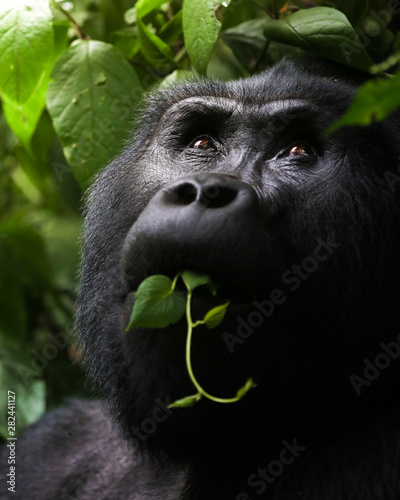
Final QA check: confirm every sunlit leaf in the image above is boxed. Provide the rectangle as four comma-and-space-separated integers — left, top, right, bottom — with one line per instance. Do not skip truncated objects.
0, 0, 54, 104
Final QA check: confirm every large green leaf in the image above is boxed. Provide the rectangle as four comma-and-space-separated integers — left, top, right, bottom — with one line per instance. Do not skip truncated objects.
263, 7, 374, 71
126, 275, 186, 329
331, 72, 400, 130
2, 22, 68, 149
0, 0, 54, 104
47, 40, 142, 188
183, 0, 232, 75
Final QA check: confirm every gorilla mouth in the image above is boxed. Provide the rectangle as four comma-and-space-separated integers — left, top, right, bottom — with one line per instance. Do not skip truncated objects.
122, 269, 259, 332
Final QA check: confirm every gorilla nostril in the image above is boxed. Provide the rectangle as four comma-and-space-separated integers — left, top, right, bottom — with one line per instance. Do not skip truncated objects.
174, 182, 198, 205
199, 186, 237, 208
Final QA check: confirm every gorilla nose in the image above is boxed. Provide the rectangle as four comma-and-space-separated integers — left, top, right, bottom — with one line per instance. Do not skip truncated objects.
160, 174, 258, 213
122, 174, 263, 286
164, 175, 240, 209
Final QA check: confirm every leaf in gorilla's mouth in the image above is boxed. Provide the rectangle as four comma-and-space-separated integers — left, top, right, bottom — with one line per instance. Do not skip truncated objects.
125, 270, 257, 408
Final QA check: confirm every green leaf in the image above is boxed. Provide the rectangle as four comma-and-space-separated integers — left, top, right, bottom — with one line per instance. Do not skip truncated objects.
126, 275, 185, 330
137, 18, 175, 68
330, 72, 400, 131
2, 22, 68, 149
263, 7, 374, 72
135, 0, 167, 18
47, 40, 142, 189
159, 10, 183, 44
221, 19, 268, 72
203, 302, 230, 329
168, 393, 202, 408
0, 0, 54, 104
158, 69, 193, 89
236, 378, 257, 399
181, 270, 214, 292
124, 7, 137, 24
183, 0, 232, 75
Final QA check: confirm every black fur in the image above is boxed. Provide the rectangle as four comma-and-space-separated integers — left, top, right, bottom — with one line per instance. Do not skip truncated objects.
2, 58, 400, 499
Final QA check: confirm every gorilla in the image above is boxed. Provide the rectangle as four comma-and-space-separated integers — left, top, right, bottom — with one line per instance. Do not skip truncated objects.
2, 57, 400, 500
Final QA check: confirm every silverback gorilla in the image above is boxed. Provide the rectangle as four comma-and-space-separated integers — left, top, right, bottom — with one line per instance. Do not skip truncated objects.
2, 57, 400, 500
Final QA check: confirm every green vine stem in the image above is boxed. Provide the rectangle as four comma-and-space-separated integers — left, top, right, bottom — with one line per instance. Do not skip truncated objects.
185, 289, 252, 404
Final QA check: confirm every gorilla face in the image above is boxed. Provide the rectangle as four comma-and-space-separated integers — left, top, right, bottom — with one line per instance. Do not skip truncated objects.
77, 59, 400, 464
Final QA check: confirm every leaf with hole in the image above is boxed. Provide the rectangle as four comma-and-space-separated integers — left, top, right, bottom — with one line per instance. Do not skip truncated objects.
47, 40, 142, 189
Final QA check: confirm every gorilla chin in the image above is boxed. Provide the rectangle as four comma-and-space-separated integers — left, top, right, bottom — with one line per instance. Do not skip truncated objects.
2, 57, 400, 500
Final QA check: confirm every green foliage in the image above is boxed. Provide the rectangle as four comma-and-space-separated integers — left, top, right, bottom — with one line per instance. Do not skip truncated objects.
126, 275, 185, 329
0, 0, 400, 436
183, 0, 232, 75
47, 39, 142, 188
0, 0, 54, 104
263, 7, 374, 71
127, 271, 255, 408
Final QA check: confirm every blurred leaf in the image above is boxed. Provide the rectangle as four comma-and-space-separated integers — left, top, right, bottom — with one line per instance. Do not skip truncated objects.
110, 27, 141, 59
0, 361, 45, 437
235, 378, 257, 399
135, 0, 167, 18
183, 0, 232, 75
330, 72, 400, 130
181, 271, 213, 292
159, 10, 183, 44
222, 19, 268, 72
2, 22, 68, 150
158, 69, 193, 88
169, 393, 202, 408
0, 0, 54, 104
137, 18, 175, 68
0, 222, 50, 342
47, 40, 142, 188
124, 7, 137, 24
319, 0, 370, 25
207, 39, 249, 80
263, 7, 374, 71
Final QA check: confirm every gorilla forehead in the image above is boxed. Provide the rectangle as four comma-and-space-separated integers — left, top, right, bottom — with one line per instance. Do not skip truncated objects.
142, 58, 357, 128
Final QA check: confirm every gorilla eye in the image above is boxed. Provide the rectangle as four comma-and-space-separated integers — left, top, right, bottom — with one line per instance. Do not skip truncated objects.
190, 136, 219, 152
282, 143, 314, 158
